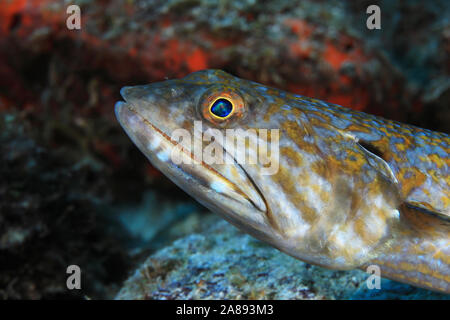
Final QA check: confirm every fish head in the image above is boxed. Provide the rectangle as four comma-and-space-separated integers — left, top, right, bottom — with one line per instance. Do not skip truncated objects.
115, 69, 283, 244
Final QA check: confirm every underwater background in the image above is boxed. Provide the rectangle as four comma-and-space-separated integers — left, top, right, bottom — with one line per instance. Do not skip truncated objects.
0, 0, 449, 299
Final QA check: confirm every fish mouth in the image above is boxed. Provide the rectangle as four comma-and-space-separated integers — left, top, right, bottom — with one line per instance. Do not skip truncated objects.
114, 96, 268, 220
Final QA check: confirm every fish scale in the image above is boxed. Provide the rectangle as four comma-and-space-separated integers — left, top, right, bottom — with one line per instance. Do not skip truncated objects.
115, 69, 449, 293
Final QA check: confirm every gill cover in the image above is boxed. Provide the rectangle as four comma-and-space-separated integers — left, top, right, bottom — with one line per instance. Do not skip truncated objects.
277, 120, 403, 269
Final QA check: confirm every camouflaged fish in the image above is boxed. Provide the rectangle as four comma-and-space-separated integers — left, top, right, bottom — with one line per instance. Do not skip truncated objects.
115, 69, 449, 293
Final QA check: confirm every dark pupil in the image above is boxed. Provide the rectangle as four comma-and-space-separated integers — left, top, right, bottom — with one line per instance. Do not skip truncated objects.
210, 99, 233, 118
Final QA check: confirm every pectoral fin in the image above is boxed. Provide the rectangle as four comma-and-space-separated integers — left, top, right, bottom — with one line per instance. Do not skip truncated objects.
357, 140, 450, 222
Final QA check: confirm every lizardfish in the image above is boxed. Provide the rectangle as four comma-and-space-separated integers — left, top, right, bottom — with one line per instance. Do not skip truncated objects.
115, 69, 449, 293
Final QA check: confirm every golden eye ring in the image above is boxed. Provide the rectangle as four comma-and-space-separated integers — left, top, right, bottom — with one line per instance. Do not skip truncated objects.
208, 97, 235, 120
200, 87, 245, 125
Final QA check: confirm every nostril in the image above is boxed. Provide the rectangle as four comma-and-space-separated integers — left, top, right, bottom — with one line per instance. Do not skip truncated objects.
119, 86, 132, 100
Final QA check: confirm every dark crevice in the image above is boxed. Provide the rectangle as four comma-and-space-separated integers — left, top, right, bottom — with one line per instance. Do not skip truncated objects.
9, 13, 22, 31
358, 140, 385, 160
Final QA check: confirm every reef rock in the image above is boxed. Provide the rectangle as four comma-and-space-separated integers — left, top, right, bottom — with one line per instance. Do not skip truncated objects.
116, 215, 447, 300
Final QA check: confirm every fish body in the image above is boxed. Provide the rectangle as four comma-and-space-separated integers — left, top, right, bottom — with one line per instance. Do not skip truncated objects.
115, 70, 449, 293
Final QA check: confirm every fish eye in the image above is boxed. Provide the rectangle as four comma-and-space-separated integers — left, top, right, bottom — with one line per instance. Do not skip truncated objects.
199, 86, 246, 125
209, 98, 234, 119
